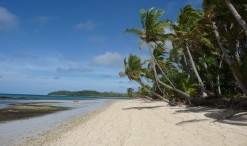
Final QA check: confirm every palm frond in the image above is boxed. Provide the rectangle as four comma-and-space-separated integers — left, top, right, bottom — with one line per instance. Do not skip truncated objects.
140, 9, 146, 29
119, 72, 126, 78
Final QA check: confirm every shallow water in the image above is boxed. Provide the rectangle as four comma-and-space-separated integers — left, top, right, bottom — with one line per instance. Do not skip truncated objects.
0, 99, 121, 146
0, 100, 35, 109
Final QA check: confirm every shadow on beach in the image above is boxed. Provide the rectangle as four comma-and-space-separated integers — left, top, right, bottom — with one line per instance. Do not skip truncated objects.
122, 105, 164, 110
174, 106, 247, 126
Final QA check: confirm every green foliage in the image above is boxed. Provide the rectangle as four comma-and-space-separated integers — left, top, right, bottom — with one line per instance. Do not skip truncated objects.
127, 88, 136, 98
121, 2, 247, 103
48, 90, 127, 97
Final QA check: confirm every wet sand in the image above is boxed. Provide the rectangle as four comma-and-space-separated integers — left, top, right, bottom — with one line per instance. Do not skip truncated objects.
20, 99, 247, 146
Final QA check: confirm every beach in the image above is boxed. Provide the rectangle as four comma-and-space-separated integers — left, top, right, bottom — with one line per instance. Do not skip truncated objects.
0, 99, 118, 146
20, 99, 247, 146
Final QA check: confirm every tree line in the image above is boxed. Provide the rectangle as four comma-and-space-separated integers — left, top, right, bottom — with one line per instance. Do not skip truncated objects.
120, 0, 247, 107
48, 90, 128, 97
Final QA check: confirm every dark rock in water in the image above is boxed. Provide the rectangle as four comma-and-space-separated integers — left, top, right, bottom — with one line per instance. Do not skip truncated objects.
0, 96, 36, 100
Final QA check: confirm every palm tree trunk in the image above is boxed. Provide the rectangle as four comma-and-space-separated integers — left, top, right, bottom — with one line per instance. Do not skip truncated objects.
217, 60, 223, 95
148, 47, 192, 99
184, 40, 207, 97
144, 96, 153, 101
182, 53, 188, 66
183, 52, 191, 78
153, 54, 176, 88
137, 81, 169, 102
154, 41, 166, 51
212, 22, 247, 95
203, 55, 215, 92
225, 0, 247, 36
151, 43, 176, 88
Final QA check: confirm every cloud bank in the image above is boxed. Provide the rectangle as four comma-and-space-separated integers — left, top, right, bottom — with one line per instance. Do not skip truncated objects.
56, 67, 93, 73
91, 52, 123, 68
0, 7, 18, 31
75, 20, 97, 30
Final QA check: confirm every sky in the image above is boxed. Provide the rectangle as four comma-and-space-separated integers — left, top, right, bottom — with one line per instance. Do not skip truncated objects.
0, 0, 202, 95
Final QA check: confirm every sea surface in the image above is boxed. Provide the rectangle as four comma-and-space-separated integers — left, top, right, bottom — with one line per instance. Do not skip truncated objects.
0, 93, 128, 109
0, 93, 129, 146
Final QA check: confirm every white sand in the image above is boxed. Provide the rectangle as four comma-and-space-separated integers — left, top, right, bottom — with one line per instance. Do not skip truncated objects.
21, 99, 247, 146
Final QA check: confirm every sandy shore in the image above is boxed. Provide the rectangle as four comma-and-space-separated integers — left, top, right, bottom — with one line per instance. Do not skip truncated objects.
20, 99, 247, 146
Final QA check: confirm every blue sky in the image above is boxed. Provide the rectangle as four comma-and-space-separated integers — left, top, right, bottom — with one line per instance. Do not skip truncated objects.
0, 0, 202, 95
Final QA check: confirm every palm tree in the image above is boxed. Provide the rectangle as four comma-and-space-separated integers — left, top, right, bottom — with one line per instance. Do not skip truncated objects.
119, 54, 169, 102
125, 8, 175, 87
127, 88, 135, 97
125, 7, 191, 99
203, 0, 247, 94
173, 5, 208, 97
225, 0, 247, 36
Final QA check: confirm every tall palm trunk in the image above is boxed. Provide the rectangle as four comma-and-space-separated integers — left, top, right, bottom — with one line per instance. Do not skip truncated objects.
152, 42, 176, 88
148, 47, 192, 98
184, 40, 207, 97
137, 80, 169, 102
203, 55, 215, 92
182, 53, 188, 67
182, 52, 193, 78
212, 22, 247, 94
217, 60, 223, 95
225, 0, 247, 36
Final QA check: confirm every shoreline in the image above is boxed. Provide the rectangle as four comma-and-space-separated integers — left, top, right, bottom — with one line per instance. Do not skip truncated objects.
0, 99, 118, 146
20, 99, 247, 146
19, 101, 114, 146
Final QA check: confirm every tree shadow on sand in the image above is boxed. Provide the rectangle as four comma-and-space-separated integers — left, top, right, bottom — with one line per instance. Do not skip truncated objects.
174, 106, 247, 126
122, 105, 164, 110
176, 119, 209, 126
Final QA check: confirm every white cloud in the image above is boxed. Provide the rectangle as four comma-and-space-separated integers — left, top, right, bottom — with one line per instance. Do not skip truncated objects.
91, 52, 123, 67
56, 67, 93, 73
88, 36, 105, 42
75, 20, 97, 30
0, 7, 18, 31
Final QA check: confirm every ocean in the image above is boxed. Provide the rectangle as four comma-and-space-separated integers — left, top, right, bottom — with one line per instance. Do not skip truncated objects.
0, 93, 128, 100
0, 93, 129, 109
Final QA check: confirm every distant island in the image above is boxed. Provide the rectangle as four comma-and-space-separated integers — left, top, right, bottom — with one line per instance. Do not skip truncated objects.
48, 90, 128, 97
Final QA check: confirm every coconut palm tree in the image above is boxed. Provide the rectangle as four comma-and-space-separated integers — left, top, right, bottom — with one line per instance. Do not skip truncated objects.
127, 88, 135, 97
119, 54, 169, 102
203, 0, 247, 94
225, 0, 247, 36
125, 7, 191, 99
172, 5, 208, 97
125, 8, 175, 87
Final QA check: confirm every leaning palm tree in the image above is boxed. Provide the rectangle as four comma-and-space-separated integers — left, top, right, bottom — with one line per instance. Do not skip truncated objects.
225, 0, 247, 36
125, 8, 191, 99
125, 8, 175, 87
203, 0, 247, 94
173, 5, 208, 97
119, 54, 168, 102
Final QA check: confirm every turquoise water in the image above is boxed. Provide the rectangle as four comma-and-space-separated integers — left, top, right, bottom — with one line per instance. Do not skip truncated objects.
0, 93, 129, 100
0, 93, 129, 109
